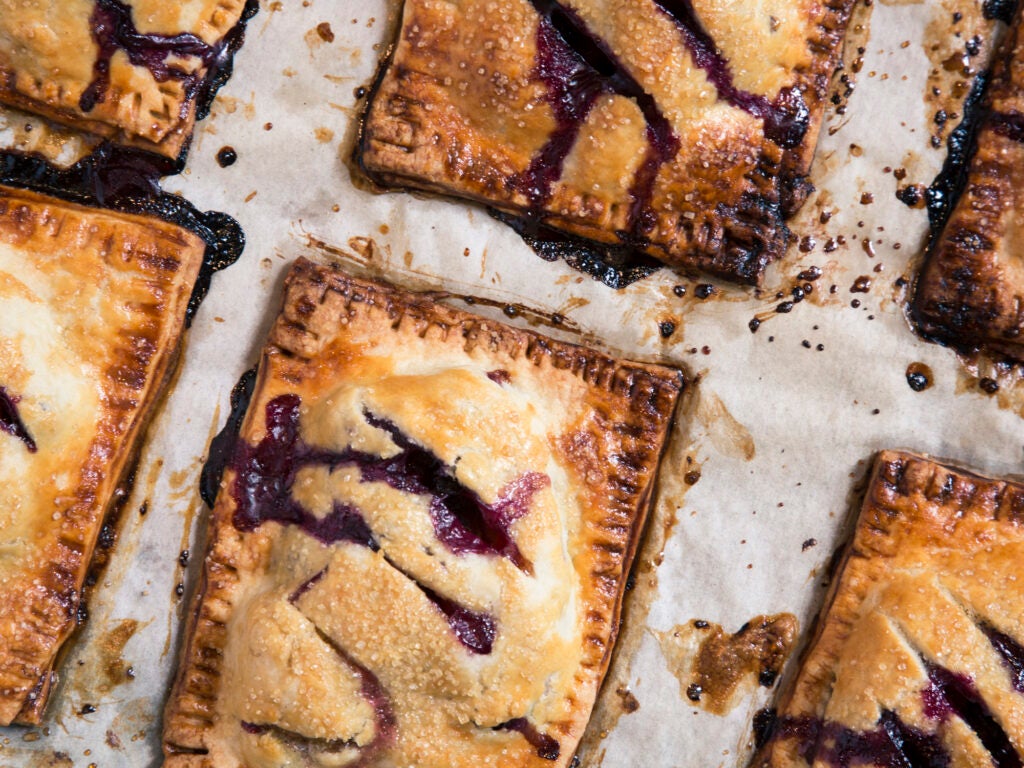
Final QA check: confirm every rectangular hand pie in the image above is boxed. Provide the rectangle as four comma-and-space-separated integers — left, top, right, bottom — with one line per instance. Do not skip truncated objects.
0, 0, 253, 159
913, 7, 1024, 359
0, 185, 204, 724
358, 0, 855, 284
162, 259, 683, 767
754, 450, 1024, 767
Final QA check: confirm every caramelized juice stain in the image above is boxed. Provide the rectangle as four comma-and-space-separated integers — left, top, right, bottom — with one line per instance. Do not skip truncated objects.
694, 390, 756, 462
70, 618, 148, 704
922, 0, 1002, 157
656, 614, 799, 715
96, 621, 140, 693
953, 352, 1024, 416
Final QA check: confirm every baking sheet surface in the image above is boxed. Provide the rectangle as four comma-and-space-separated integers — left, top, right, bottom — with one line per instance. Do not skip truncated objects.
1, 0, 1022, 766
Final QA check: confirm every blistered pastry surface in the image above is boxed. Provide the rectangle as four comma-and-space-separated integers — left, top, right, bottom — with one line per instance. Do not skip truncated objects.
756, 450, 1024, 767
162, 259, 682, 768
0, 185, 204, 725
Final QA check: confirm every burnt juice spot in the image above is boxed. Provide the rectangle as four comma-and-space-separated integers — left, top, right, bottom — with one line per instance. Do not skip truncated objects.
981, 622, 1024, 693
416, 583, 496, 655
0, 386, 37, 453
216, 146, 238, 167
0, 146, 245, 324
650, 0, 809, 148
922, 663, 1021, 768
906, 362, 934, 392
495, 718, 560, 760
753, 707, 779, 749
490, 210, 661, 289
228, 396, 547, 571
200, 367, 257, 508
926, 72, 989, 234
81, 0, 258, 120
520, 0, 680, 236
983, 0, 1018, 23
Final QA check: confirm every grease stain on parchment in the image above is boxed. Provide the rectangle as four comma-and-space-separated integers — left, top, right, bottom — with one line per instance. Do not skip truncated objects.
90, 619, 143, 695
694, 390, 756, 462
655, 614, 799, 716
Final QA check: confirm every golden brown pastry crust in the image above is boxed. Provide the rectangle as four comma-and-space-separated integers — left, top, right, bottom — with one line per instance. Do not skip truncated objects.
358, 0, 855, 284
0, 0, 249, 158
162, 259, 683, 767
754, 450, 1024, 767
913, 7, 1024, 359
0, 185, 205, 725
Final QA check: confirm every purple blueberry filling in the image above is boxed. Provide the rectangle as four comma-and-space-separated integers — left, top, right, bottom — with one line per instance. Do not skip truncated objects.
241, 631, 396, 761
496, 717, 561, 760
82, 0, 257, 123
229, 395, 548, 654
520, 0, 679, 237
759, 658, 1024, 767
417, 583, 497, 655
517, 0, 806, 242
651, 0, 810, 149
922, 663, 1021, 768
760, 712, 948, 768
982, 621, 1024, 694
0, 386, 36, 453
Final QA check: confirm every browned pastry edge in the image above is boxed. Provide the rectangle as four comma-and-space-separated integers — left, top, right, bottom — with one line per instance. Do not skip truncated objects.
355, 0, 855, 285
161, 257, 684, 767
0, 0, 248, 159
912, 7, 1024, 360
752, 449, 1024, 767
0, 82, 193, 159
0, 185, 205, 725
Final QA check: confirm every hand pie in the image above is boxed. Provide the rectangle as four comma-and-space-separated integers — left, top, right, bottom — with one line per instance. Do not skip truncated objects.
0, 185, 204, 725
163, 259, 683, 767
358, 0, 855, 284
754, 450, 1024, 767
0, 0, 254, 159
913, 6, 1024, 360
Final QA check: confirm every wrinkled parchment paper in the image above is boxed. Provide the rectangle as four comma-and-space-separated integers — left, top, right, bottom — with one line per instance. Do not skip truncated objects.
2, 1, 1023, 766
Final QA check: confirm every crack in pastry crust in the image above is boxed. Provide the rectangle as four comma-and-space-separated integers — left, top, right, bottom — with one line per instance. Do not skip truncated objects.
0, 0, 254, 158
0, 185, 205, 725
754, 450, 1024, 768
162, 259, 683, 767
357, 0, 856, 284
913, 5, 1024, 360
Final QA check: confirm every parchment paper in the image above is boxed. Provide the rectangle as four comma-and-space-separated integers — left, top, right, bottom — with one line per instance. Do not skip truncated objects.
1, 0, 1022, 766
